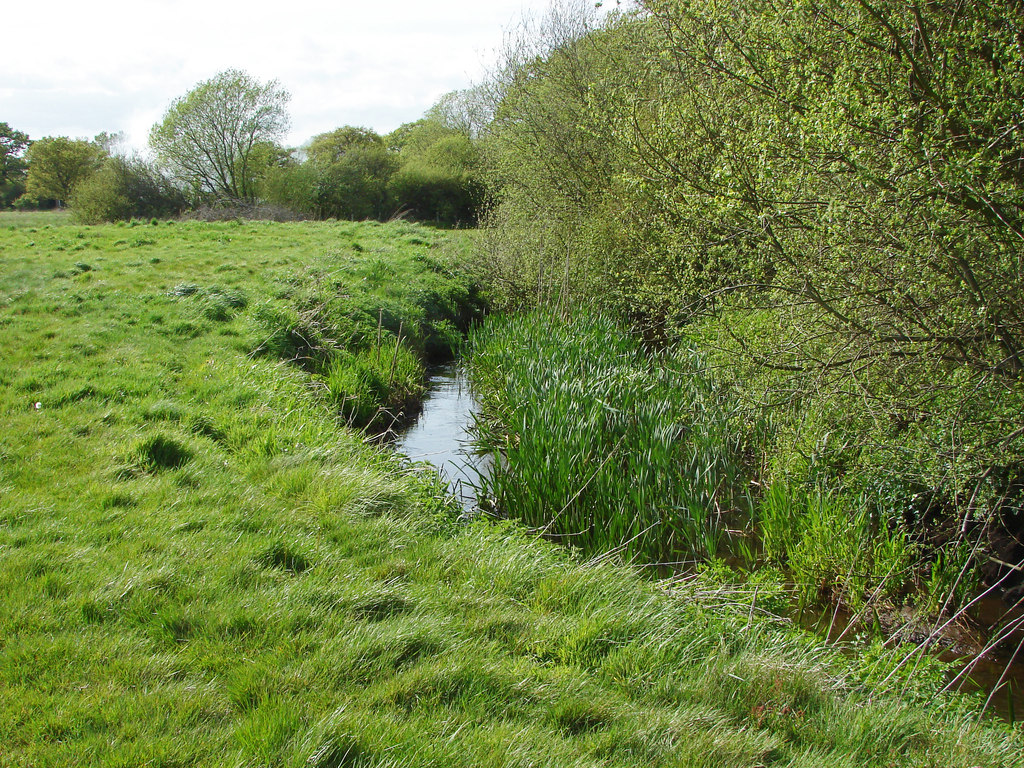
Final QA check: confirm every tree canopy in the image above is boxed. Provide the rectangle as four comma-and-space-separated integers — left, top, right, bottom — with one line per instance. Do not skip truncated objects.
0, 122, 30, 207
306, 126, 383, 167
150, 69, 290, 203
24, 136, 104, 206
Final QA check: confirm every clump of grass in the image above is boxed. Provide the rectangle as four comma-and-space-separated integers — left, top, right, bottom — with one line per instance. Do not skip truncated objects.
200, 287, 247, 321
52, 383, 100, 406
350, 592, 414, 622
323, 341, 424, 431
122, 433, 193, 474
467, 310, 751, 562
758, 482, 914, 609
99, 491, 136, 510
169, 282, 199, 297
168, 283, 248, 322
186, 413, 226, 442
143, 399, 184, 422
256, 542, 312, 574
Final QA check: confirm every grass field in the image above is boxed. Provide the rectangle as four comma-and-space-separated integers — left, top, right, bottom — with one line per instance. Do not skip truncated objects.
1, 213, 1021, 766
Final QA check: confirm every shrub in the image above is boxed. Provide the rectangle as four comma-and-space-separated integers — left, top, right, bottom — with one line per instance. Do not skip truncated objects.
72, 156, 185, 223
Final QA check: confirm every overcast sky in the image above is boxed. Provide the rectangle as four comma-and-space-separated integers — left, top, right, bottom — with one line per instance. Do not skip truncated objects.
2, 0, 607, 152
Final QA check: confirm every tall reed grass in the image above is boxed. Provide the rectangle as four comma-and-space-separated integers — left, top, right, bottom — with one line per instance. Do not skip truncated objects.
467, 311, 751, 562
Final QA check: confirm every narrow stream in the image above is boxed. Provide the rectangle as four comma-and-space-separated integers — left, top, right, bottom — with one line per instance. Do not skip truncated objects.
395, 363, 489, 513
395, 362, 1023, 721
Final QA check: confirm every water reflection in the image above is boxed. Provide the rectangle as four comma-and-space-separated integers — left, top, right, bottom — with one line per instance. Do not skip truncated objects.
395, 363, 488, 513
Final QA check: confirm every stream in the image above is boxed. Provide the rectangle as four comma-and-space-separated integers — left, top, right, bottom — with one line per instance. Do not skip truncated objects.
395, 363, 489, 514
395, 362, 1023, 722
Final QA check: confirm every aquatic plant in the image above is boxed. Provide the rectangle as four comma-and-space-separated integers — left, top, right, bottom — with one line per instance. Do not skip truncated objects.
467, 311, 751, 562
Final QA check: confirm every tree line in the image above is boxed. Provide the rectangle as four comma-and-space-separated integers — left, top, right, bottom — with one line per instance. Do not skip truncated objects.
1, 70, 484, 225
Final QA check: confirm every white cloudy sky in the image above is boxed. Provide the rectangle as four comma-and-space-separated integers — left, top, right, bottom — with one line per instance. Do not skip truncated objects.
2, 0, 607, 152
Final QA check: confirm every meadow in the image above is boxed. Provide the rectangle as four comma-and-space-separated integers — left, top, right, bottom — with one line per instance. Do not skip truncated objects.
1, 213, 1021, 766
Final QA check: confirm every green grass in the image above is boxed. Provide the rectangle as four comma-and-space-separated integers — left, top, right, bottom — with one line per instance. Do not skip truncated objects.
0, 209, 75, 228
0, 220, 1021, 765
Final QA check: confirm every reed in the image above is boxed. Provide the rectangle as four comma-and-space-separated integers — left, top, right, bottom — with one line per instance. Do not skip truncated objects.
467, 311, 750, 562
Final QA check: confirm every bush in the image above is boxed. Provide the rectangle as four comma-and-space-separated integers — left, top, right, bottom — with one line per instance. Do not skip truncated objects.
72, 156, 185, 223
388, 124, 483, 225
388, 164, 481, 225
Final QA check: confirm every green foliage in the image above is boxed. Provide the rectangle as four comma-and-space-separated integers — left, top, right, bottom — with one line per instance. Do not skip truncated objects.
478, 0, 1024, 608
71, 155, 186, 223
260, 159, 318, 216
316, 144, 398, 221
468, 310, 750, 561
262, 116, 483, 224
759, 483, 914, 609
150, 69, 290, 203
0, 122, 30, 208
25, 136, 105, 206
307, 126, 384, 167
264, 126, 397, 221
388, 121, 484, 225
475, 3, 623, 308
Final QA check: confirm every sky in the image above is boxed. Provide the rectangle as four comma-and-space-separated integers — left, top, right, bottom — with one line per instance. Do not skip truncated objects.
2, 0, 608, 153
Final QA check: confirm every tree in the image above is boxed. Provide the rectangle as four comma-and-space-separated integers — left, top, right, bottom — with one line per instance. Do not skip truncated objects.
25, 137, 104, 206
149, 69, 290, 203
1, 122, 30, 207
259, 151, 317, 216
1, 123, 30, 185
93, 131, 128, 157
425, 86, 494, 138
477, 0, 626, 306
302, 127, 397, 220
307, 126, 383, 166
317, 144, 398, 220
388, 118, 484, 224
385, 121, 424, 153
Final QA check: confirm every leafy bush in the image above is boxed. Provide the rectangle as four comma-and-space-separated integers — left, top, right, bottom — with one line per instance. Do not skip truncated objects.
388, 123, 483, 225
477, 0, 1024, 606
72, 155, 185, 223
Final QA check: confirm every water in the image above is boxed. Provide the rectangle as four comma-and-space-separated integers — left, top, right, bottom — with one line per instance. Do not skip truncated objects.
396, 362, 1024, 722
395, 363, 489, 513
798, 598, 1024, 721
